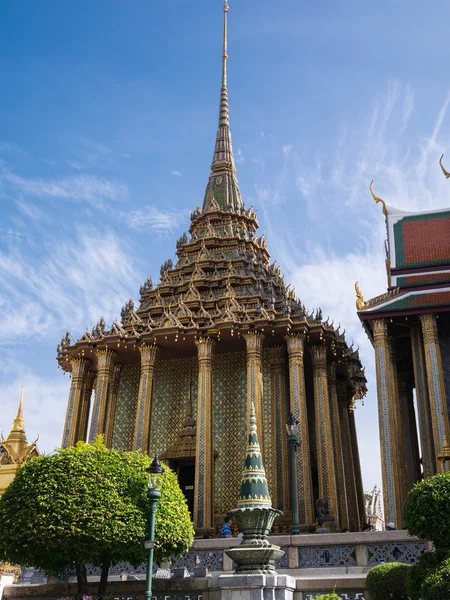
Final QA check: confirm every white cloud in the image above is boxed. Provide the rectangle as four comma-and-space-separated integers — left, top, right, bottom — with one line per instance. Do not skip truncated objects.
0, 365, 69, 455
235, 149, 245, 164
255, 81, 450, 492
171, 170, 182, 177
128, 206, 187, 234
0, 226, 139, 344
1, 166, 129, 206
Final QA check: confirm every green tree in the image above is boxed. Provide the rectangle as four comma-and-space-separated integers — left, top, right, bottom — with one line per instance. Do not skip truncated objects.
0, 439, 194, 598
403, 472, 450, 552
365, 562, 411, 600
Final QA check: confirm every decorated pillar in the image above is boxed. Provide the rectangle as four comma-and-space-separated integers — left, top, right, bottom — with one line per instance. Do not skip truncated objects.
77, 370, 96, 443
89, 349, 116, 442
243, 331, 265, 452
337, 382, 360, 531
62, 357, 90, 448
328, 364, 349, 530
390, 344, 409, 510
310, 344, 338, 520
410, 324, 436, 477
348, 406, 365, 529
104, 364, 122, 448
398, 373, 421, 488
285, 333, 314, 525
133, 344, 160, 451
268, 345, 289, 512
194, 336, 215, 532
372, 318, 402, 527
420, 313, 450, 471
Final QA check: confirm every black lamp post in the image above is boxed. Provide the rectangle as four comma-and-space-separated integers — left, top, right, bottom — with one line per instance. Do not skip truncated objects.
286, 413, 301, 535
145, 457, 165, 600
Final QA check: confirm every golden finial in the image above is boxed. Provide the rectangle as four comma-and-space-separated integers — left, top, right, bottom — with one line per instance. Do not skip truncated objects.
369, 180, 387, 216
439, 154, 450, 179
222, 0, 229, 87
355, 282, 367, 311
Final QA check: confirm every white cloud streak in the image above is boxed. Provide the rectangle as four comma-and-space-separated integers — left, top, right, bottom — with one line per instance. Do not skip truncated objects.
128, 206, 187, 234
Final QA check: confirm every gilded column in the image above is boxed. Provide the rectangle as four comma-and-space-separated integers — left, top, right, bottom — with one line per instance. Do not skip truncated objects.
133, 344, 159, 451
410, 324, 436, 477
286, 333, 314, 525
372, 318, 402, 526
420, 313, 450, 471
310, 344, 338, 520
328, 364, 349, 530
194, 336, 215, 532
398, 373, 421, 488
338, 382, 360, 531
268, 346, 289, 513
77, 370, 96, 443
390, 344, 409, 510
89, 349, 116, 442
62, 357, 90, 448
348, 406, 365, 529
244, 331, 265, 452
104, 364, 122, 448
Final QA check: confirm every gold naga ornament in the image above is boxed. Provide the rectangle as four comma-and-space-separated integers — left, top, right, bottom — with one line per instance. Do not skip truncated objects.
369, 180, 387, 215
439, 154, 450, 179
355, 281, 368, 311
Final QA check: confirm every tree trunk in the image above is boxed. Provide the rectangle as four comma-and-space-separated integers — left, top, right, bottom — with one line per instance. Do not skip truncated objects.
97, 559, 110, 599
74, 560, 88, 598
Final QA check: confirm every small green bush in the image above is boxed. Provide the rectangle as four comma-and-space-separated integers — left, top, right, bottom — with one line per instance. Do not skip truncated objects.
403, 473, 450, 552
315, 592, 340, 600
421, 556, 450, 600
406, 551, 442, 600
365, 562, 412, 600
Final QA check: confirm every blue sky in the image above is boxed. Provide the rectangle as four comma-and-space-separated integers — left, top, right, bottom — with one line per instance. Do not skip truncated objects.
1, 0, 450, 496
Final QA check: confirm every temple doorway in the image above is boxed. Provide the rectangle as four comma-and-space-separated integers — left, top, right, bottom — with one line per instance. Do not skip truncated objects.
176, 463, 195, 518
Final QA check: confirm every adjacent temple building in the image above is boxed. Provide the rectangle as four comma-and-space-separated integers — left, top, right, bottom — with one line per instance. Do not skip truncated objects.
0, 389, 39, 496
357, 170, 450, 528
58, 1, 367, 534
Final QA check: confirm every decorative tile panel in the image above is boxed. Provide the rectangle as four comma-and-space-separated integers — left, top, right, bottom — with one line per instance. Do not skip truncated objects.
298, 545, 356, 567
151, 356, 198, 457
212, 350, 247, 514
367, 541, 426, 565
112, 364, 140, 450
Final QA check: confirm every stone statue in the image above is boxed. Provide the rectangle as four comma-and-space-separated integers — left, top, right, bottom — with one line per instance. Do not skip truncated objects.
316, 498, 334, 523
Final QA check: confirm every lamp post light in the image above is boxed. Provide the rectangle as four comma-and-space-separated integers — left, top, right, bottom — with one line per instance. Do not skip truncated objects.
286, 413, 301, 535
145, 456, 164, 600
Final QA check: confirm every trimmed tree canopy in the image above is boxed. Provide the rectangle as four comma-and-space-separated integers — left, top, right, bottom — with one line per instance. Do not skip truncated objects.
0, 440, 194, 577
403, 472, 450, 552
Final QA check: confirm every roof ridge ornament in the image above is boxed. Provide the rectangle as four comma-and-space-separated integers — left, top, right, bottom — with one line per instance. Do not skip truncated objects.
370, 180, 387, 216
440, 154, 450, 179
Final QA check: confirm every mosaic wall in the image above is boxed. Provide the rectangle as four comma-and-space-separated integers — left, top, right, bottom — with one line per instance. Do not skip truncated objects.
212, 350, 247, 514
112, 364, 140, 451
262, 348, 276, 506
150, 356, 198, 457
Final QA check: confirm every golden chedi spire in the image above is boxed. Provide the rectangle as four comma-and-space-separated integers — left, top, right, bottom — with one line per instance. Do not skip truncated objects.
1, 388, 39, 466
203, 0, 243, 212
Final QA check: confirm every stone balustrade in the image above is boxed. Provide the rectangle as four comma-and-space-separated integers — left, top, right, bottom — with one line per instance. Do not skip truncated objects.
3, 531, 429, 600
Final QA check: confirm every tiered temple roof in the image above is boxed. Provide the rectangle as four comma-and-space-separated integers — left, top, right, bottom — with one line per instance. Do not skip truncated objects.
356, 176, 450, 327
57, 1, 366, 404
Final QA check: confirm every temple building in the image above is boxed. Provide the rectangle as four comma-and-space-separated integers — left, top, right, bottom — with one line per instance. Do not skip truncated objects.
0, 388, 39, 496
356, 170, 450, 529
364, 486, 383, 531
58, 1, 367, 534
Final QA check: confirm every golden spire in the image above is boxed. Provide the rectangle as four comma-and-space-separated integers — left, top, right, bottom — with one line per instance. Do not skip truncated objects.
1, 387, 39, 465
369, 180, 387, 216
439, 154, 450, 179
202, 0, 243, 212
